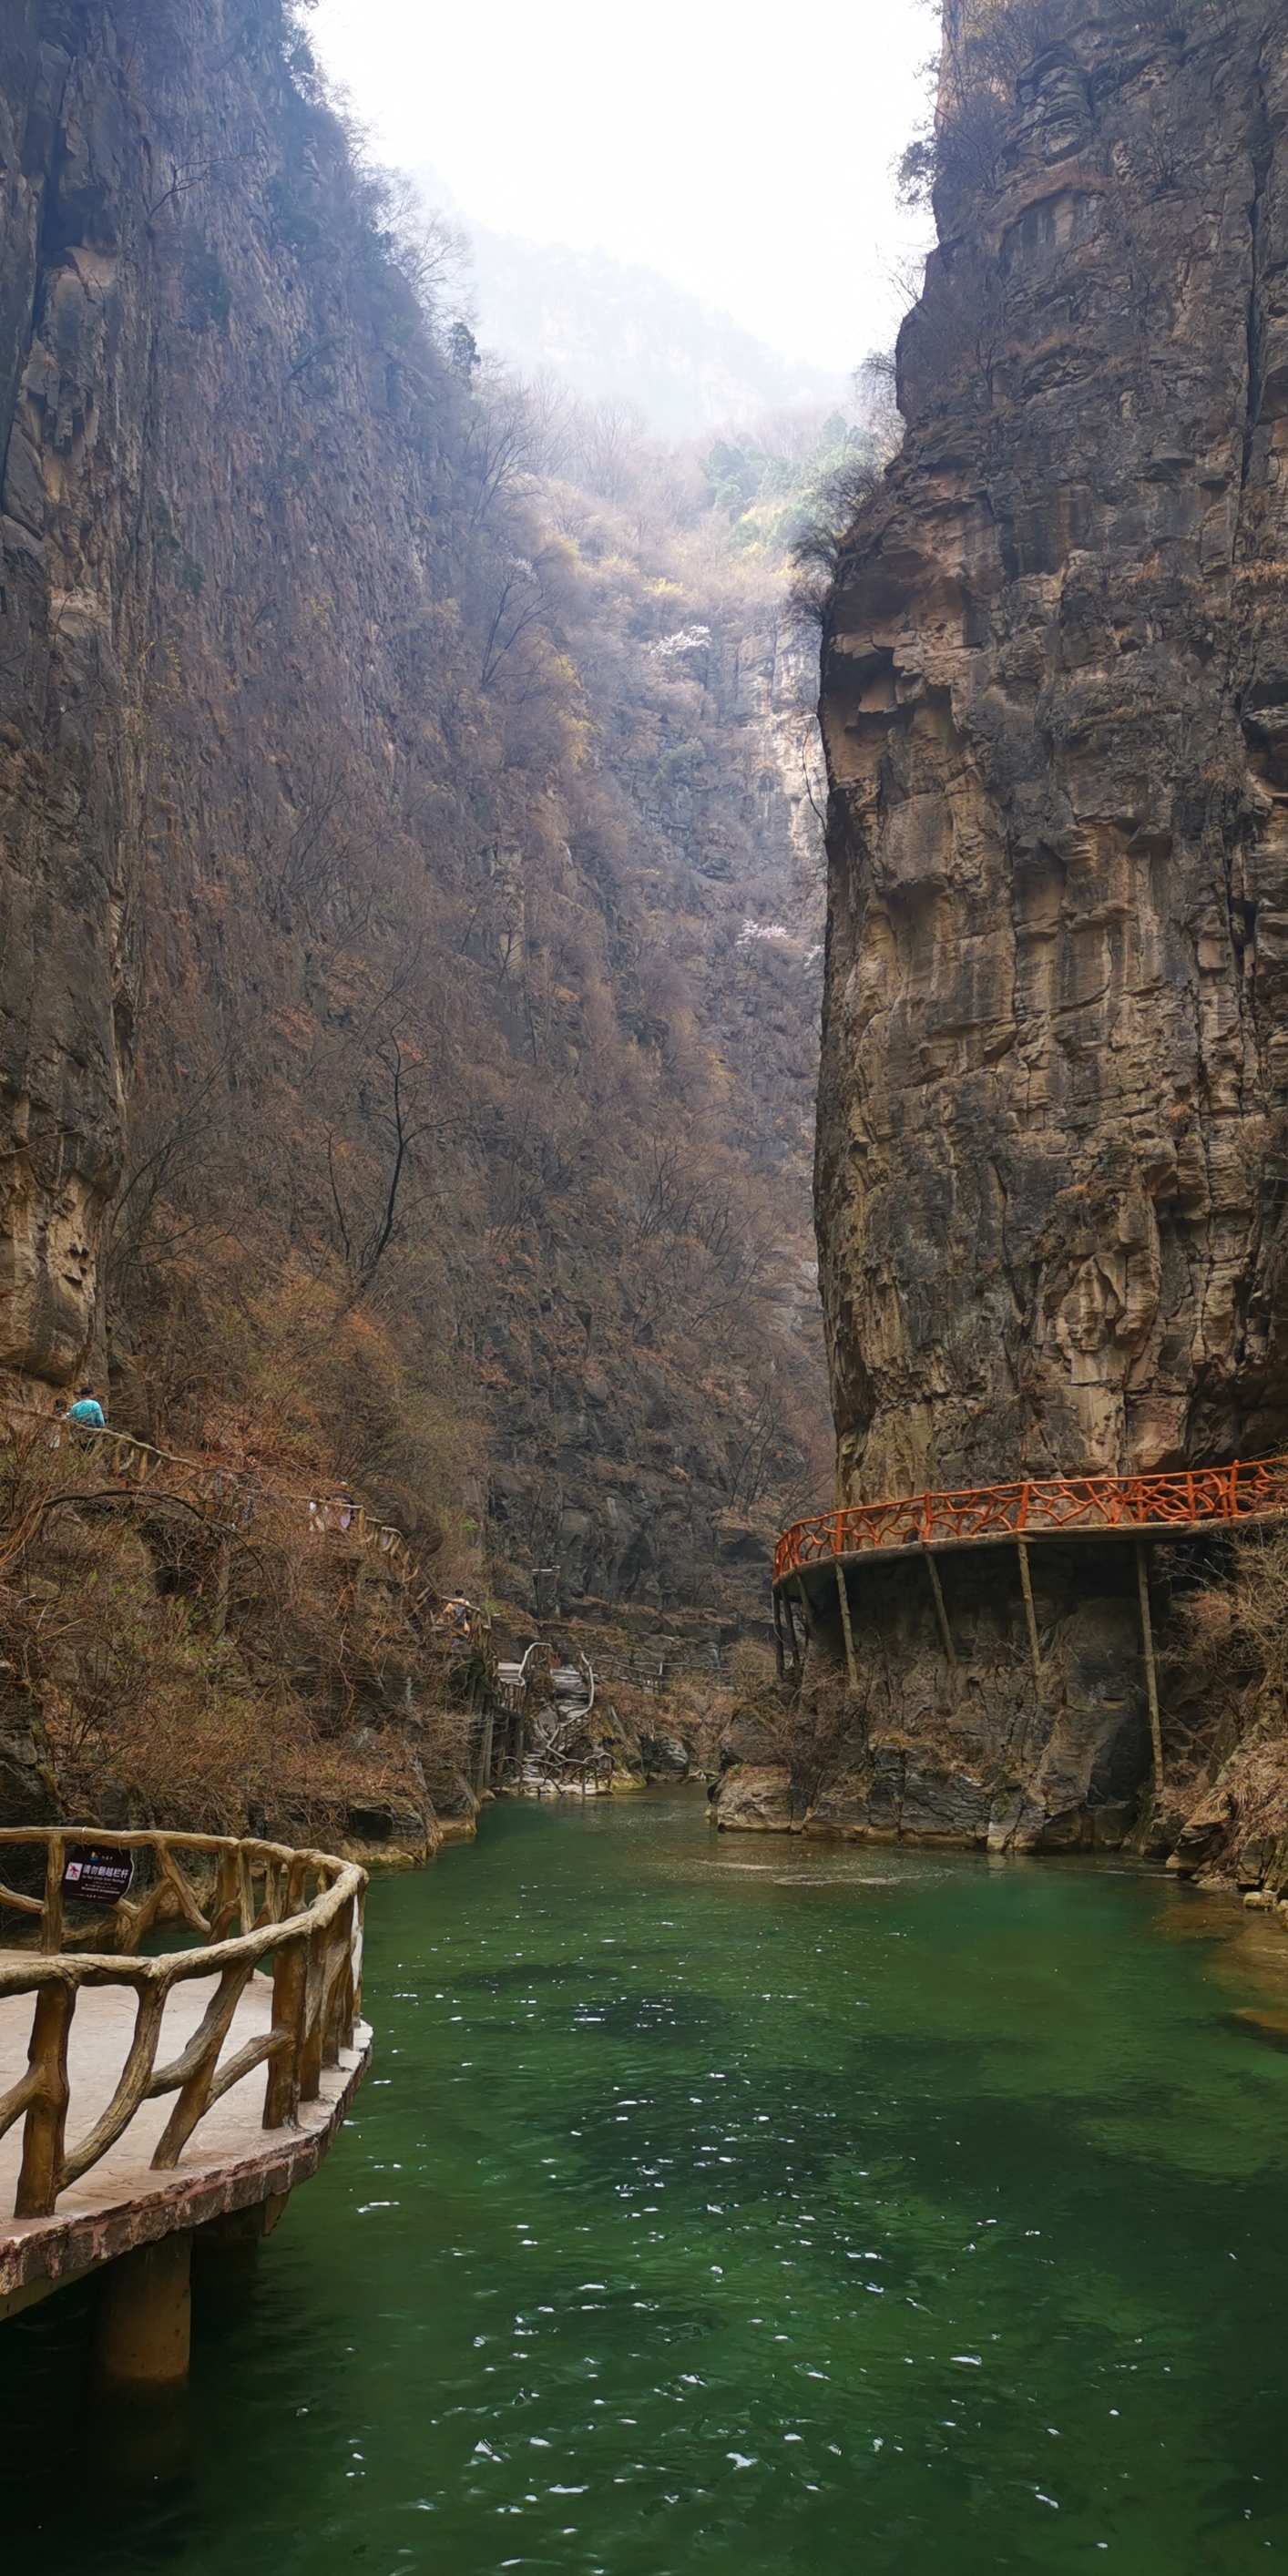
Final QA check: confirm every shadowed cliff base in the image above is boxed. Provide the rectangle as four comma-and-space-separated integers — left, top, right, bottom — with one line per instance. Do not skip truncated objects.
713, 1539, 1158, 1853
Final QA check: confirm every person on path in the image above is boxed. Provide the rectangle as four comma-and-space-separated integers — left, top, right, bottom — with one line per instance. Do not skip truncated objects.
66, 1385, 106, 1432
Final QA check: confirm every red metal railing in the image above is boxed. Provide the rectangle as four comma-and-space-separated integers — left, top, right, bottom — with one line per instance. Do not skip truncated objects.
772, 1457, 1288, 1585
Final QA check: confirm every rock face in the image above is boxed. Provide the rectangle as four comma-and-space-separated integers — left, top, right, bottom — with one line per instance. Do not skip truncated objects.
818, 0, 1288, 1498
0, 5, 147, 1393
0, 0, 831, 1626
797, 0, 1288, 1852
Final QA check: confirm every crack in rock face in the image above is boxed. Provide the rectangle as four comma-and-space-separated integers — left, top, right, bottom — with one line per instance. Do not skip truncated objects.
802, 0, 1288, 1849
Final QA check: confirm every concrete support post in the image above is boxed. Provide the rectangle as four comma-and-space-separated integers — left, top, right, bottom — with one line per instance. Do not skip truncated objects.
1017, 1538, 1043, 1705
834, 1560, 859, 1692
782, 1590, 802, 1685
93, 2232, 193, 2393
1135, 1538, 1164, 1797
771, 1588, 785, 1682
792, 1577, 815, 1676
922, 1548, 959, 1684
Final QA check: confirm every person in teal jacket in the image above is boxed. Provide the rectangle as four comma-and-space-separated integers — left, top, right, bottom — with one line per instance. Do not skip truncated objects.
66, 1386, 106, 1429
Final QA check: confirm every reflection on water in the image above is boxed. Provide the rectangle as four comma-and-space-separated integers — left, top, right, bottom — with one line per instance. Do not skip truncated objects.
3, 1788, 1287, 2572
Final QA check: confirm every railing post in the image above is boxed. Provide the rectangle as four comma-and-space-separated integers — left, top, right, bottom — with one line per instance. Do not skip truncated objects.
40, 1833, 65, 1954
298, 1920, 332, 2102
264, 1937, 307, 2129
349, 1886, 364, 2039
15, 1978, 76, 2215
321, 1896, 355, 2069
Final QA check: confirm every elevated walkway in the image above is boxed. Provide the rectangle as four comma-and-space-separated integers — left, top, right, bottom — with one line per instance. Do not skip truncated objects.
773, 1457, 1288, 1590
0, 1829, 369, 2384
772, 1457, 1288, 1797
7, 1424, 415, 1584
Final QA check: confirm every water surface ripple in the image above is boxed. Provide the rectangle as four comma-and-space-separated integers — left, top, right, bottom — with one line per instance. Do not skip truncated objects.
4, 1789, 1288, 2571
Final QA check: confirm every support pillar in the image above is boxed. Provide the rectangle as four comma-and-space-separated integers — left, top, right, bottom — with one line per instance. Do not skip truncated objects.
783, 1590, 802, 1685
1017, 1538, 1043, 1705
834, 1560, 859, 1692
191, 2193, 288, 2308
93, 2231, 192, 2394
1135, 1538, 1164, 1798
771, 1589, 785, 1682
793, 1577, 815, 1674
922, 1548, 958, 1685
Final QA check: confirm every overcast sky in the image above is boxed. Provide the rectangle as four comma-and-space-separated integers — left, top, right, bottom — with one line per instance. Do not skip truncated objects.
310, 0, 937, 376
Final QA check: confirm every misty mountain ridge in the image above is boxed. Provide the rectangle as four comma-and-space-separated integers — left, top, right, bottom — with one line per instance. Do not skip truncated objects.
413, 164, 848, 436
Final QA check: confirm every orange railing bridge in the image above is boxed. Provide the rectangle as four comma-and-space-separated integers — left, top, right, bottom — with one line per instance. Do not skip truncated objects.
771, 1456, 1288, 1790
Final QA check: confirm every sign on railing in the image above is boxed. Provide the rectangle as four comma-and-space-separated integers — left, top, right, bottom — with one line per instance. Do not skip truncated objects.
62, 1845, 134, 1906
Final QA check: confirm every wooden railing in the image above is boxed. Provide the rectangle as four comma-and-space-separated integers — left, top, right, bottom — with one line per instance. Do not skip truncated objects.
0, 1830, 365, 2220
306, 1498, 414, 1579
773, 1456, 1288, 1583
35, 1426, 413, 1579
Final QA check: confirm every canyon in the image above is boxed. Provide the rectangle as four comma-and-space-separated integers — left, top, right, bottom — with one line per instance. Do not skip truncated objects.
5, 0, 1288, 1894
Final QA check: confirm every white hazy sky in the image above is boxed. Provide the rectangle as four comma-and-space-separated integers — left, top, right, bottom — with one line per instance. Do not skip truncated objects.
310, 0, 936, 375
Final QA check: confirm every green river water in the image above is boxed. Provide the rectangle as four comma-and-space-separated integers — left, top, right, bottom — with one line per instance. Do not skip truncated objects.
4, 1788, 1288, 2572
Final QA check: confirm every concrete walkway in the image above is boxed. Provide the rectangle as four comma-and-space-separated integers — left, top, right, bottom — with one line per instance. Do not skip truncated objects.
0, 1970, 370, 2313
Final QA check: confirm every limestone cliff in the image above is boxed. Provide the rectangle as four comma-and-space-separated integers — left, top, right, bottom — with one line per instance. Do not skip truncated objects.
726, 0, 1288, 1859
818, 0, 1288, 1498
0, 3, 144, 1385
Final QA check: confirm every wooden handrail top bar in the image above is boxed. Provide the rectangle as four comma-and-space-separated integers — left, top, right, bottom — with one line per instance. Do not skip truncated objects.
773, 1455, 1288, 1586
0, 1829, 367, 2218
0, 1832, 363, 1991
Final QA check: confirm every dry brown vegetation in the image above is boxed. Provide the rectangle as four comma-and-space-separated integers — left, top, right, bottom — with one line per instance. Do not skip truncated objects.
0, 1422, 446, 1839
0, 0, 844, 1835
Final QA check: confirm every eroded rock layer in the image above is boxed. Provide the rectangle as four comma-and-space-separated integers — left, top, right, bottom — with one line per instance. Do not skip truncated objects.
818, 0, 1288, 1500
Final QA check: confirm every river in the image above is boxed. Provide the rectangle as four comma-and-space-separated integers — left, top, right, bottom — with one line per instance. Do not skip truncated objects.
4, 1788, 1288, 2571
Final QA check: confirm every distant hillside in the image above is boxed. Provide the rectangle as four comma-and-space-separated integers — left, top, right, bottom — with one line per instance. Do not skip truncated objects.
414, 166, 848, 436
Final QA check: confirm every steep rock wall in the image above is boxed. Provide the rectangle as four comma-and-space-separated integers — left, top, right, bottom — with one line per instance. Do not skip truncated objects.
818, 0, 1288, 1499
0, 3, 148, 1384
0, 0, 830, 1650
792, 0, 1288, 1854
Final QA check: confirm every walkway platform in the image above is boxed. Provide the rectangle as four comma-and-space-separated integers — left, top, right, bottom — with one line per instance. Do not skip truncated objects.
0, 1827, 370, 2359
771, 1458, 1288, 1781
773, 1457, 1288, 1597
0, 1974, 370, 2318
